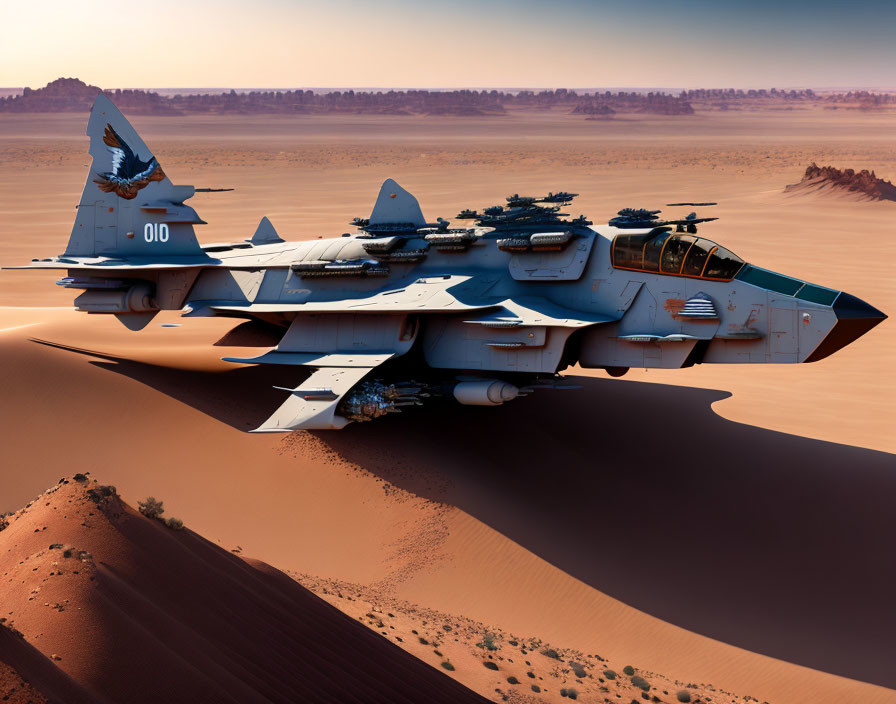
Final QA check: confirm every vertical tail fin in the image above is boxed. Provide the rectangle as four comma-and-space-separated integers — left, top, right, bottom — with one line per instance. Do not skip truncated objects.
65, 94, 205, 258
369, 178, 426, 228
247, 216, 284, 245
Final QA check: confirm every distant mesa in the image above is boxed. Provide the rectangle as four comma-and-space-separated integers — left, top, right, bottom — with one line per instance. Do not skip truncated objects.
785, 163, 896, 202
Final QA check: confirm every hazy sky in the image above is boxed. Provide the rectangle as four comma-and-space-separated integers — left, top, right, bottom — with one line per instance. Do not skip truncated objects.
2, 0, 894, 89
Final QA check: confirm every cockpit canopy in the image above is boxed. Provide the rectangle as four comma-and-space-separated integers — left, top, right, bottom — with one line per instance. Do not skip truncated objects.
611, 229, 745, 281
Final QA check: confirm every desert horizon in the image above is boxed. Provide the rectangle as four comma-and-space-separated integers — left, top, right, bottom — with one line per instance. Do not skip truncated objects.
7, 82, 896, 92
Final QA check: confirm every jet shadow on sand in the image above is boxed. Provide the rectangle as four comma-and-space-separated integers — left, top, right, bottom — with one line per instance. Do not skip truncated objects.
31, 337, 896, 690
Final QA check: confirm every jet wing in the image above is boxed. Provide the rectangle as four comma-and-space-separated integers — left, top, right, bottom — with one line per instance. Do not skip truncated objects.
6, 256, 216, 270
465, 296, 618, 328
207, 274, 497, 316
251, 353, 390, 432
222, 351, 394, 367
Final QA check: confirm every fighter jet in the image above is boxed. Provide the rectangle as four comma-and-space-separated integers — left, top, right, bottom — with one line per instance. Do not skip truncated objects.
11, 96, 887, 430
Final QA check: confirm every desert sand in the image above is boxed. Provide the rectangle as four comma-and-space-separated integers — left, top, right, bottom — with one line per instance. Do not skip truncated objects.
1, 107, 894, 703
0, 478, 489, 703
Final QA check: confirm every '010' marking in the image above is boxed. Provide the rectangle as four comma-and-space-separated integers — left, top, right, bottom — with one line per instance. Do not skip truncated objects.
143, 223, 170, 243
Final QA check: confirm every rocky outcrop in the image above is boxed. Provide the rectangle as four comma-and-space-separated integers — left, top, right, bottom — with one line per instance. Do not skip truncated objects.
785, 163, 896, 201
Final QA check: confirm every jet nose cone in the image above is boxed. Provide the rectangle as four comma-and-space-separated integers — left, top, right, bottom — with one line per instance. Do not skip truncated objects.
804, 292, 887, 362
832, 291, 887, 322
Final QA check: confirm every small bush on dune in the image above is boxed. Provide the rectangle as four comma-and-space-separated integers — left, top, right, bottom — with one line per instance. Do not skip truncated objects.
603, 669, 617, 680
506, 676, 519, 685
477, 630, 499, 651
676, 691, 692, 702
483, 661, 499, 670
531, 684, 541, 693
631, 675, 650, 691
623, 665, 635, 676
138, 497, 165, 520
441, 661, 455, 671
541, 648, 561, 660
570, 661, 587, 678
138, 496, 185, 531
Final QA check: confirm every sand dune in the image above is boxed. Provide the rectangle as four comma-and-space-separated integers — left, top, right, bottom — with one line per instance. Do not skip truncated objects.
0, 477, 487, 703
316, 378, 896, 686
0, 625, 94, 704
0, 310, 893, 703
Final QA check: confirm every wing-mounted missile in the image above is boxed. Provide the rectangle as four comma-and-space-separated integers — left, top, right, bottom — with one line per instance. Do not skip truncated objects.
425, 230, 479, 252
506, 194, 537, 208
461, 191, 589, 232
361, 236, 429, 263
610, 205, 717, 233
540, 191, 579, 204
497, 231, 575, 253
667, 212, 718, 234
609, 208, 664, 228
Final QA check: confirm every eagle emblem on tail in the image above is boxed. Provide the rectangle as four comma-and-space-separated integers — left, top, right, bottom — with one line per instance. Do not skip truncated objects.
93, 124, 166, 199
